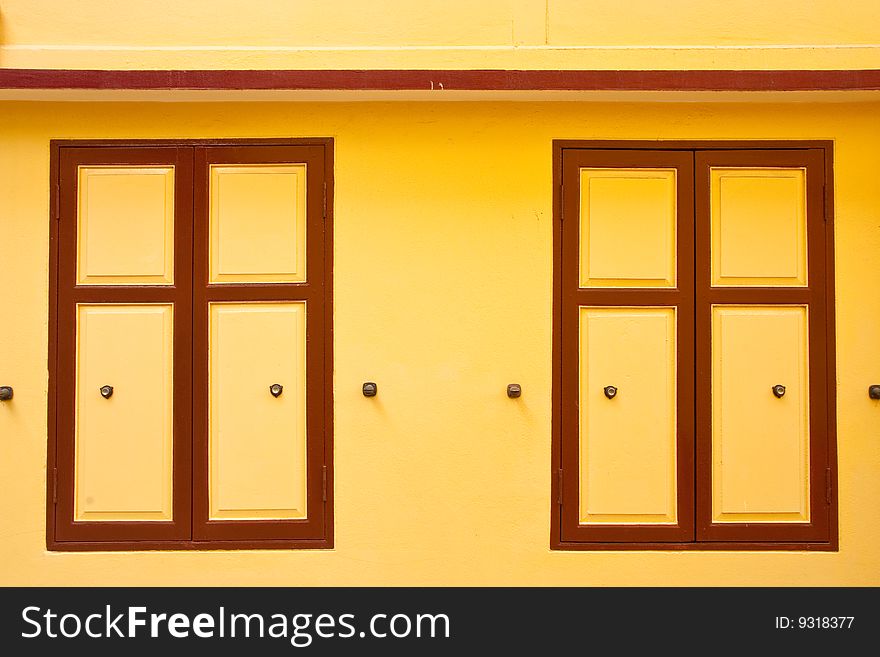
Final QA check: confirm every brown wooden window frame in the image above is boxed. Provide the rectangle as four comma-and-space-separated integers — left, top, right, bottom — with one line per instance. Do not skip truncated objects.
47, 139, 334, 551
551, 140, 837, 551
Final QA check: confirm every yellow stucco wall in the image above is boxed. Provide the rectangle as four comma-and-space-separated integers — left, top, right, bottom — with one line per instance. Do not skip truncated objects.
1, 100, 879, 585
1, 0, 880, 69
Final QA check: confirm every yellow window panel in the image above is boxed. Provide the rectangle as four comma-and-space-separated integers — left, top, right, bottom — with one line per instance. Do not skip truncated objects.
209, 302, 308, 520
77, 166, 175, 285
712, 305, 810, 523
710, 168, 808, 287
75, 304, 174, 521
209, 164, 307, 284
579, 307, 678, 524
579, 168, 677, 288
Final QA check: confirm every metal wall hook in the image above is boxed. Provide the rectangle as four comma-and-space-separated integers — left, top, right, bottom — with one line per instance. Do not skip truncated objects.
604, 386, 618, 399
362, 382, 378, 397
269, 384, 283, 398
868, 385, 880, 400
507, 383, 521, 398
100, 385, 113, 399
0, 386, 13, 401
772, 384, 786, 398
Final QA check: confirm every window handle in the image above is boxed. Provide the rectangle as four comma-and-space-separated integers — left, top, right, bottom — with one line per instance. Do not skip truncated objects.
772, 384, 786, 398
603, 385, 618, 399
0, 386, 12, 401
269, 384, 283, 398
100, 385, 113, 399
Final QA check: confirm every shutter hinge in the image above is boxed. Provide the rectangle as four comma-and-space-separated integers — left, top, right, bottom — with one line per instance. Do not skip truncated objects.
54, 184, 60, 220
823, 182, 827, 222
557, 469, 563, 504
322, 182, 327, 220
825, 468, 833, 504
559, 184, 564, 222
52, 467, 57, 504
322, 465, 327, 502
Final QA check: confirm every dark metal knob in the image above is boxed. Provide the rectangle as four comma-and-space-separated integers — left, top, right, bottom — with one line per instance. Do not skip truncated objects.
869, 385, 880, 400
362, 382, 377, 397
0, 386, 12, 401
100, 385, 113, 399
269, 383, 283, 398
772, 384, 786, 398
604, 386, 618, 399
507, 383, 521, 398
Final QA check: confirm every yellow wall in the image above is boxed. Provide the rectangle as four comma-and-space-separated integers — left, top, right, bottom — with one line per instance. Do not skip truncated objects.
2, 0, 880, 70
1, 99, 879, 585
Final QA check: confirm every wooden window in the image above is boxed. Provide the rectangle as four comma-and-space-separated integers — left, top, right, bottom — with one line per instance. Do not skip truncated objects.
48, 140, 334, 550
552, 142, 836, 550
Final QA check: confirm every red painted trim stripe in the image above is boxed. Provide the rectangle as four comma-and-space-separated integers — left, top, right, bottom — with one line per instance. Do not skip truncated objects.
1, 69, 880, 91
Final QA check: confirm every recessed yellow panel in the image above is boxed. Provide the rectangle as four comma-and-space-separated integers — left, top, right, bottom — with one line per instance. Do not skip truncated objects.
711, 168, 807, 287
209, 302, 307, 520
210, 164, 307, 283
578, 307, 677, 524
74, 304, 174, 521
77, 166, 174, 285
712, 306, 810, 523
579, 169, 677, 288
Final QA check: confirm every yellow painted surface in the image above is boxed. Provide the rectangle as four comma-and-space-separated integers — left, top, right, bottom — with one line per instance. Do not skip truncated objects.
209, 302, 307, 520
77, 166, 175, 286
6, 90, 880, 105
1, 100, 880, 585
711, 168, 808, 287
579, 307, 677, 524
210, 164, 307, 284
579, 168, 677, 288
712, 306, 810, 523
74, 304, 174, 521
2, 0, 880, 70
